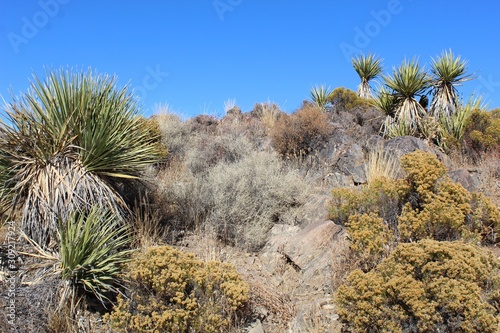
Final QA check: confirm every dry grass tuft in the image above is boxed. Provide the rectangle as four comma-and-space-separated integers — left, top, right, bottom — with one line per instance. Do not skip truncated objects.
364, 145, 402, 183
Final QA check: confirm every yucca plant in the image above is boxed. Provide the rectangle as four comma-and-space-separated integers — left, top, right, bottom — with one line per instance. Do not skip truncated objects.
21, 207, 132, 321
58, 208, 132, 314
310, 85, 332, 110
440, 96, 485, 149
429, 49, 473, 119
352, 53, 383, 99
372, 86, 396, 117
383, 58, 431, 136
0, 69, 162, 247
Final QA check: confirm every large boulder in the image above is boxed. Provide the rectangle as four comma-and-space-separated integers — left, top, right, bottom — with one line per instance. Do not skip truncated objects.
385, 136, 452, 168
335, 144, 367, 184
282, 220, 345, 282
448, 169, 477, 192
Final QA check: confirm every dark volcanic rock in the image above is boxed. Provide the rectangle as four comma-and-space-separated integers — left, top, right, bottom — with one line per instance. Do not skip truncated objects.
385, 136, 452, 168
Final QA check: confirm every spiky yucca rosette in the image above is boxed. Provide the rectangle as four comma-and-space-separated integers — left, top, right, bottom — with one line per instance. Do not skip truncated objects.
352, 53, 383, 99
382, 58, 430, 136
0, 69, 162, 248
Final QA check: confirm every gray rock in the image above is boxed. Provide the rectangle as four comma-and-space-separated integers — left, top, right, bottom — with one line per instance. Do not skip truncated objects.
448, 169, 477, 192
385, 136, 452, 168
335, 143, 367, 184
283, 221, 345, 282
248, 319, 265, 333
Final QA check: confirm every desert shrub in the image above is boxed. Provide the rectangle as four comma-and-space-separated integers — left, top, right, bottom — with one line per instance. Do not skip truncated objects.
105, 246, 249, 333
186, 114, 220, 134
470, 192, 500, 244
151, 144, 305, 249
152, 112, 190, 160
400, 150, 447, 202
398, 150, 499, 244
185, 131, 255, 175
328, 176, 409, 229
463, 109, 500, 160
336, 239, 500, 333
327, 87, 370, 112
345, 213, 394, 270
205, 150, 305, 250
398, 177, 474, 242
250, 102, 284, 130
329, 150, 500, 265
270, 104, 333, 158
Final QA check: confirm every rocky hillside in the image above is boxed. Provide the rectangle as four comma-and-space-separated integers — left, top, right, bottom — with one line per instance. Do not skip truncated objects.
1, 86, 499, 333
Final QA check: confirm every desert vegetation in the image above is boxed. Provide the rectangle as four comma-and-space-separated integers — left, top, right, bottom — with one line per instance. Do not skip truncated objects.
0, 50, 499, 333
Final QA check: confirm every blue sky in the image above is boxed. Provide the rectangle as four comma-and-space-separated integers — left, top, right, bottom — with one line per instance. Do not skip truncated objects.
1, 1, 500, 118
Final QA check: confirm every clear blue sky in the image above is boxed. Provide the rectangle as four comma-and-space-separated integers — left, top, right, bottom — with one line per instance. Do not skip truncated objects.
1, 1, 500, 118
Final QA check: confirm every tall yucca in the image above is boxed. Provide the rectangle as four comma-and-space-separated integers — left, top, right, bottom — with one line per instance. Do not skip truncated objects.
429, 49, 472, 119
0, 69, 162, 247
383, 58, 431, 136
352, 53, 383, 99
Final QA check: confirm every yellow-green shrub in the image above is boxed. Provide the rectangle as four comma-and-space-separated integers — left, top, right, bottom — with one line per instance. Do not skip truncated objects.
398, 150, 499, 244
398, 177, 474, 242
346, 212, 393, 270
327, 87, 371, 112
470, 192, 500, 244
400, 150, 447, 201
463, 109, 500, 159
329, 150, 500, 264
328, 176, 409, 229
105, 246, 249, 333
336, 240, 500, 333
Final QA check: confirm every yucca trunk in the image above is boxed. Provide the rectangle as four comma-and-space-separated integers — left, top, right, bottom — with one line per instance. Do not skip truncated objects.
429, 50, 472, 119
357, 79, 373, 99
429, 83, 457, 119
22, 160, 126, 246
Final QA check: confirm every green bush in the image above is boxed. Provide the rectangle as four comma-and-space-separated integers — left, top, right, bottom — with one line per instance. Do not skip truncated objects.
336, 239, 500, 333
105, 246, 249, 333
